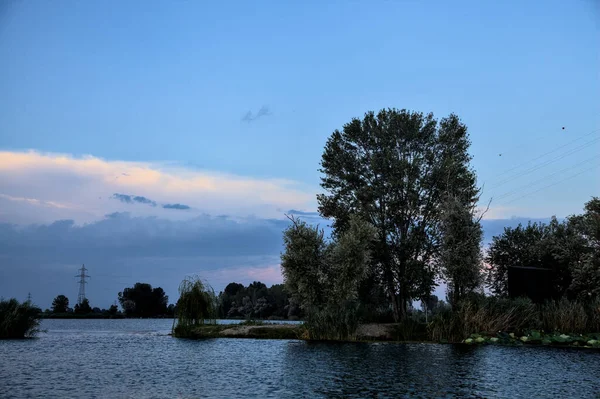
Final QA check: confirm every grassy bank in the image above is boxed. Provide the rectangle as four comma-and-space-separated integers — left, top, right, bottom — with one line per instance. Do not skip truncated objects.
172, 297, 600, 350
0, 299, 42, 339
175, 323, 303, 339
173, 322, 600, 350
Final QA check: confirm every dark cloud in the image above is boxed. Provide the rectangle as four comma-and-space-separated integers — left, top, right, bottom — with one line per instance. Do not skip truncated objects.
163, 203, 191, 210
132, 196, 156, 207
241, 105, 271, 122
0, 214, 291, 308
112, 193, 133, 204
111, 193, 157, 207
0, 212, 552, 309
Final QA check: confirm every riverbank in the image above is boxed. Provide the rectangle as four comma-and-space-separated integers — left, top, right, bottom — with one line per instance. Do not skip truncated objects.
177, 323, 600, 349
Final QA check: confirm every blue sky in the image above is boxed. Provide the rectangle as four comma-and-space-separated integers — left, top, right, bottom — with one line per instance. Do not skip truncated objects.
0, 0, 598, 308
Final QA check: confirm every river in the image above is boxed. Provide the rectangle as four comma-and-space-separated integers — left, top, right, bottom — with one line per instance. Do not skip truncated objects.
0, 319, 598, 398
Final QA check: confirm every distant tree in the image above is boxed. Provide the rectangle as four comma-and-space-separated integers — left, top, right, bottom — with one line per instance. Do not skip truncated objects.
121, 300, 136, 316
224, 282, 244, 297
92, 307, 102, 313
74, 298, 92, 314
51, 295, 69, 313
438, 195, 484, 307
167, 304, 175, 317
108, 304, 119, 315
118, 283, 168, 317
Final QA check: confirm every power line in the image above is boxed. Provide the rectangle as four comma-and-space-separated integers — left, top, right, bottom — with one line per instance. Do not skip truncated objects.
496, 164, 600, 206
491, 128, 600, 180
75, 264, 90, 305
490, 154, 600, 202
488, 135, 600, 190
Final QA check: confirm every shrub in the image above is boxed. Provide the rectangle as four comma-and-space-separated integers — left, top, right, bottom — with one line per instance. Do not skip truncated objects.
0, 298, 42, 339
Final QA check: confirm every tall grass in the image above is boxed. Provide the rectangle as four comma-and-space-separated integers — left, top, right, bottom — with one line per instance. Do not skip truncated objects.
540, 298, 600, 334
429, 297, 539, 342
172, 276, 217, 337
540, 299, 587, 333
0, 298, 42, 339
304, 302, 361, 341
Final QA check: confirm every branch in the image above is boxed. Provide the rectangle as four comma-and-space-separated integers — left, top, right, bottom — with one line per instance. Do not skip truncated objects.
476, 197, 492, 223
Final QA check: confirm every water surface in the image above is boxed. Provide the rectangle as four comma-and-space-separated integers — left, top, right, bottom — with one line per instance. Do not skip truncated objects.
1, 319, 598, 398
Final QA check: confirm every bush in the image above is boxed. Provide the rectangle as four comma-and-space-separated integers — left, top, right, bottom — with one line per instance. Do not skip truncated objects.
0, 298, 42, 339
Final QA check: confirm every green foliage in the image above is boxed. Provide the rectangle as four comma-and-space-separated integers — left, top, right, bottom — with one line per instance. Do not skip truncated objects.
218, 281, 291, 320
438, 195, 484, 306
51, 295, 69, 313
486, 198, 599, 302
0, 298, 42, 339
118, 283, 169, 317
568, 197, 600, 300
317, 108, 478, 320
281, 215, 375, 339
173, 276, 217, 337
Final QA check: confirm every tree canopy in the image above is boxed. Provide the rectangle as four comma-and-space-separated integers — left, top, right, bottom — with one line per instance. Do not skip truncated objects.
317, 108, 479, 319
118, 283, 169, 317
486, 198, 599, 301
51, 295, 69, 313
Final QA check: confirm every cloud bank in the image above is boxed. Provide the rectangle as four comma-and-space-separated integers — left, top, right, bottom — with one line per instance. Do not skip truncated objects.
0, 150, 315, 224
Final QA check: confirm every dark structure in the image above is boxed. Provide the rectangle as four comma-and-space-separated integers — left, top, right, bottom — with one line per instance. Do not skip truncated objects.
507, 266, 553, 303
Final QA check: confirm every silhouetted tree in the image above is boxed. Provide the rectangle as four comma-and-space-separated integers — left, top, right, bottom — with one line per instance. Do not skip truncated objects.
118, 283, 168, 317
51, 295, 69, 313
74, 298, 92, 314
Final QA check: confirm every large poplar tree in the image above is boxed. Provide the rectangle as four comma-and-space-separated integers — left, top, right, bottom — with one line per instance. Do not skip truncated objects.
317, 108, 478, 320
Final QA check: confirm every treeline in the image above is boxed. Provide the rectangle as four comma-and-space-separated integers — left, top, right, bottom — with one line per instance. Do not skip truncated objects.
42, 281, 297, 320
216, 282, 300, 320
280, 108, 600, 341
43, 283, 173, 318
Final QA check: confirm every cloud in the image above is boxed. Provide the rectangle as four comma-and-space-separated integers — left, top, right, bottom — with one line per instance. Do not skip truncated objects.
112, 193, 133, 204
287, 209, 320, 217
163, 203, 190, 210
0, 213, 292, 308
111, 193, 157, 207
242, 105, 271, 122
0, 150, 316, 224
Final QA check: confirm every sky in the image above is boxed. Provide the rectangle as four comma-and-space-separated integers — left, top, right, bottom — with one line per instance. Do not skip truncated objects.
0, 0, 598, 308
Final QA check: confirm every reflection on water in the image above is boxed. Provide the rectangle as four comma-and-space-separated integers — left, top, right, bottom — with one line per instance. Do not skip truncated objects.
0, 319, 598, 398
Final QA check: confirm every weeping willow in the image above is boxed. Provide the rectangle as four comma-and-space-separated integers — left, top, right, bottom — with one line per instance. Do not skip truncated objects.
172, 276, 217, 336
